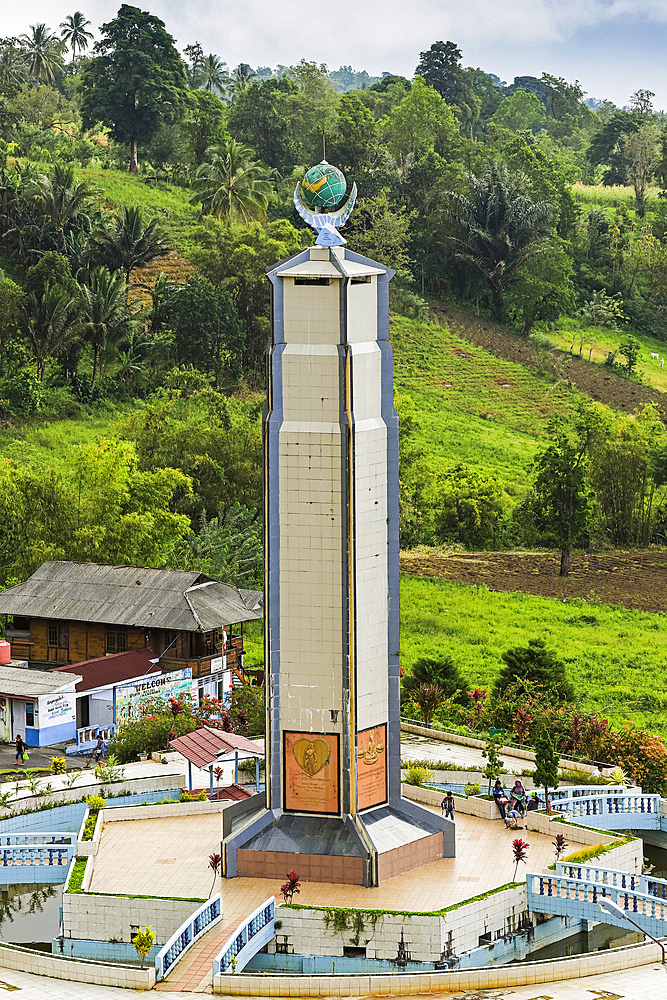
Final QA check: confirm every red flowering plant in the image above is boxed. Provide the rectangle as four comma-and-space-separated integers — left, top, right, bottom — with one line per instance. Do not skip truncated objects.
280, 869, 301, 904
108, 693, 237, 763
462, 688, 489, 732
208, 852, 222, 896
512, 838, 529, 881
615, 723, 667, 793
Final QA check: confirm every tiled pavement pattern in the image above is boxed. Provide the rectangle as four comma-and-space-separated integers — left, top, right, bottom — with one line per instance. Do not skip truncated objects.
0, 961, 666, 997
137, 806, 558, 992
400, 733, 533, 774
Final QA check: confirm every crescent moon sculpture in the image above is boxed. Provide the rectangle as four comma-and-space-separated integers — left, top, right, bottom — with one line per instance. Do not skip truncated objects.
293, 180, 358, 247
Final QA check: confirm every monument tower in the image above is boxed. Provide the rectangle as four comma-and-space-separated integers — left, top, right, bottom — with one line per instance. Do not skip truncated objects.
223, 162, 453, 886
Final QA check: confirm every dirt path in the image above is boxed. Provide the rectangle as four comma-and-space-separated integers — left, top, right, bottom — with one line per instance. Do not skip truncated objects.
400, 549, 667, 612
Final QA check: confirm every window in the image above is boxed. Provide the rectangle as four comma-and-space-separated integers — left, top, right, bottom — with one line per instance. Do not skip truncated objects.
106, 628, 127, 653
351, 276, 371, 284
11, 616, 29, 631
25, 702, 35, 727
48, 623, 68, 648
47, 624, 59, 647
294, 276, 330, 285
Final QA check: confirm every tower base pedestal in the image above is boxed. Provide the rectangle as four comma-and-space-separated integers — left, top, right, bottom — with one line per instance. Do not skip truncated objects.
223, 798, 454, 888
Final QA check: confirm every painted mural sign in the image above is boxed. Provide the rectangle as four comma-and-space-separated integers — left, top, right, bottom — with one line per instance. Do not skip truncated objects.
115, 668, 194, 726
39, 691, 76, 729
357, 724, 387, 810
284, 731, 339, 814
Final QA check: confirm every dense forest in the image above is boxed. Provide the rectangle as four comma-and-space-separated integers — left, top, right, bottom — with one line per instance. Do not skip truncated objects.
2, 5, 667, 594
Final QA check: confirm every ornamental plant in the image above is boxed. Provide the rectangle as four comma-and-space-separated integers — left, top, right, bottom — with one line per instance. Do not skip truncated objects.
512, 838, 529, 880
209, 852, 222, 896
553, 833, 568, 861
280, 869, 300, 905
132, 926, 155, 968
50, 756, 67, 775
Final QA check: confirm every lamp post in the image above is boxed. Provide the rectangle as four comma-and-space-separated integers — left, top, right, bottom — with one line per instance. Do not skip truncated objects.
599, 896, 666, 969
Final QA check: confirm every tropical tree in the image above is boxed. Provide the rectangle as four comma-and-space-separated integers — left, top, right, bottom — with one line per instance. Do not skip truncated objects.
26, 162, 96, 249
90, 206, 170, 281
81, 5, 187, 172
80, 266, 132, 386
25, 284, 81, 380
191, 140, 273, 222
445, 160, 553, 320
201, 54, 228, 94
59, 12, 93, 62
0, 43, 28, 93
228, 62, 256, 98
20, 23, 64, 86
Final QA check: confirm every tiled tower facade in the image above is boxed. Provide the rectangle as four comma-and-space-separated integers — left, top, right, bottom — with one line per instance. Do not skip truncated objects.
223, 245, 453, 887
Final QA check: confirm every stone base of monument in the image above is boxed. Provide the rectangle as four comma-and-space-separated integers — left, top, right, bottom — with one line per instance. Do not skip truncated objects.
223, 798, 454, 888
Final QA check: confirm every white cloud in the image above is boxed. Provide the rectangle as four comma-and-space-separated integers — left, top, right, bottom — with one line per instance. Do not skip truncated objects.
3, 0, 667, 105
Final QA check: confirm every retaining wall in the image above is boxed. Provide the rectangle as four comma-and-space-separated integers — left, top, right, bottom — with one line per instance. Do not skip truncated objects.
214, 939, 661, 995
0, 943, 155, 989
62, 888, 201, 945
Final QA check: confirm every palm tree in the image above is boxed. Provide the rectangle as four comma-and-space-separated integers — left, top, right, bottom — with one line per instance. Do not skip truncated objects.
228, 63, 256, 99
20, 24, 64, 86
445, 160, 553, 321
27, 162, 97, 249
201, 54, 228, 94
191, 140, 273, 222
91, 206, 171, 281
25, 283, 81, 380
0, 44, 28, 92
80, 266, 132, 387
60, 12, 93, 62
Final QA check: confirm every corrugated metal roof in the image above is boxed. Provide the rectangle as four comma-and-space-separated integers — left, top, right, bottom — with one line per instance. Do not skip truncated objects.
169, 726, 264, 768
0, 665, 81, 698
0, 562, 263, 632
52, 648, 160, 693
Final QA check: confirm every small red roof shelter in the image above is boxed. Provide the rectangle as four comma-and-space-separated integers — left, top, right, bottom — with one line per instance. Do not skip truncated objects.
169, 726, 264, 793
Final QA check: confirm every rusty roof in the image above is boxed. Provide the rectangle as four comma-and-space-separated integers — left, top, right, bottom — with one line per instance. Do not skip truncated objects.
169, 726, 264, 768
52, 648, 160, 693
0, 561, 263, 632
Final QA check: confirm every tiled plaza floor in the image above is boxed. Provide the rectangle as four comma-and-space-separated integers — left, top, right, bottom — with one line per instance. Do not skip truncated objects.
92, 806, 557, 907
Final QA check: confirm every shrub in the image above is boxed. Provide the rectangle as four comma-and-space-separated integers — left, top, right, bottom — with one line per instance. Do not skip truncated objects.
67, 856, 88, 893
404, 765, 433, 787
49, 757, 67, 775
179, 790, 208, 802
85, 795, 107, 811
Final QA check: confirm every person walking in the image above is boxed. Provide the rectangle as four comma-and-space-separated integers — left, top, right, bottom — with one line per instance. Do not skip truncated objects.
93, 733, 106, 764
442, 790, 455, 821
15, 734, 26, 765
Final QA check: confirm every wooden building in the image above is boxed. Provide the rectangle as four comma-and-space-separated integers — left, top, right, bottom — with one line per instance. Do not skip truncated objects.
0, 562, 263, 701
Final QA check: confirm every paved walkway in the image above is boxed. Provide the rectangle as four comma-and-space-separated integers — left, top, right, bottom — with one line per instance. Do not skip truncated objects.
401, 732, 534, 774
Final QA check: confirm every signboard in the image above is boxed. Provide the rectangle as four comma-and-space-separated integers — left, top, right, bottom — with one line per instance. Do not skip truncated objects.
115, 668, 194, 726
284, 731, 339, 814
357, 724, 387, 810
211, 656, 224, 673
38, 691, 76, 729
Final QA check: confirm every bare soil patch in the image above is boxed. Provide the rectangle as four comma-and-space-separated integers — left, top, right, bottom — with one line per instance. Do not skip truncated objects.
400, 549, 667, 612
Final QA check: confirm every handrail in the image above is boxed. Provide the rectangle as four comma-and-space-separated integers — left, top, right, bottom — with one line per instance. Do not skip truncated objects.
212, 897, 275, 975
527, 871, 667, 933
75, 723, 116, 746
154, 893, 221, 982
555, 861, 667, 898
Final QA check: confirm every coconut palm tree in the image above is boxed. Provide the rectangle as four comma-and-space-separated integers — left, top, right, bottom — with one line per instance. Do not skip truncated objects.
191, 140, 273, 222
20, 23, 64, 86
201, 54, 228, 94
80, 266, 132, 387
445, 160, 553, 321
25, 283, 82, 380
0, 44, 28, 92
60, 12, 93, 62
90, 206, 171, 281
27, 162, 97, 249
228, 63, 256, 99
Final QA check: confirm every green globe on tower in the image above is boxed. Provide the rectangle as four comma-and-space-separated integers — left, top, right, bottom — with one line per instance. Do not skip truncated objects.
299, 161, 347, 210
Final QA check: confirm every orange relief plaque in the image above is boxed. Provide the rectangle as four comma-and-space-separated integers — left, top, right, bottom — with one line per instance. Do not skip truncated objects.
357, 724, 387, 810
284, 732, 339, 814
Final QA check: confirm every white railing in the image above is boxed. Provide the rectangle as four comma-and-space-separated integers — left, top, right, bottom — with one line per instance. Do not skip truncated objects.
549, 793, 661, 829
212, 897, 276, 976
0, 835, 76, 882
154, 893, 222, 981
75, 724, 117, 746
555, 861, 667, 899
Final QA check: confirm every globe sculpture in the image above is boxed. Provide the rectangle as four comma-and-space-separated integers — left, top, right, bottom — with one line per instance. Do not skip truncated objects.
294, 160, 357, 247
300, 161, 347, 210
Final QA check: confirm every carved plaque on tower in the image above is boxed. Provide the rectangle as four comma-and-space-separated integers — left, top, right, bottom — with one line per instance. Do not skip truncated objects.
357, 725, 387, 810
284, 732, 339, 814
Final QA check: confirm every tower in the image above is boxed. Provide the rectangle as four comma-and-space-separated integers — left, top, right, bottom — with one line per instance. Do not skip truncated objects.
223, 163, 453, 886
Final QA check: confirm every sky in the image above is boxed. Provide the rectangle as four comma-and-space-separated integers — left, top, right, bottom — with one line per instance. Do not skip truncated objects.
6, 0, 667, 109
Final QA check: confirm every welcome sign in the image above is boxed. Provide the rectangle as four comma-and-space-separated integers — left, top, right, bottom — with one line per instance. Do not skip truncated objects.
115, 668, 194, 726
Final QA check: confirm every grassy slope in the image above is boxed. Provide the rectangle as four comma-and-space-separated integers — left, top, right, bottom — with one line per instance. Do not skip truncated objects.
390, 313, 584, 494
400, 574, 667, 734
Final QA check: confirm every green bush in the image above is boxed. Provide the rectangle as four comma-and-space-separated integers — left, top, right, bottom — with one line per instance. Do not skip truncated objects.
404, 765, 434, 786
67, 856, 88, 893
179, 789, 208, 802
85, 795, 107, 811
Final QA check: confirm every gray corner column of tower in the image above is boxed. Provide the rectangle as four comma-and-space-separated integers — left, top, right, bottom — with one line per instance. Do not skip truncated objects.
223, 245, 453, 886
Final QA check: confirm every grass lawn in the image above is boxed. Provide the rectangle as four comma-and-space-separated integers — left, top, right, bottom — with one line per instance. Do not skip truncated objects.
400, 572, 667, 734
0, 408, 131, 470
549, 323, 667, 394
